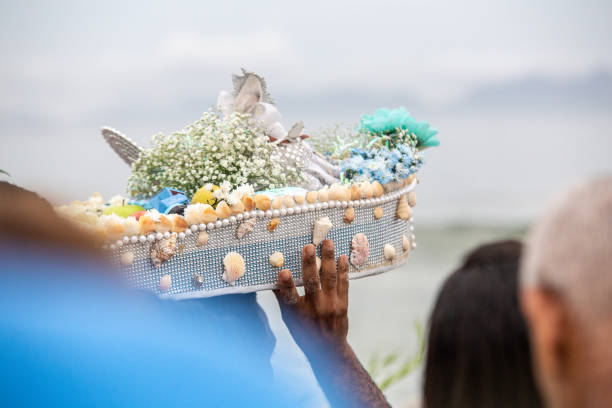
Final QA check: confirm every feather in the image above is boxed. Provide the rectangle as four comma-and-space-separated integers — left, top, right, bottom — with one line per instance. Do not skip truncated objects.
101, 127, 142, 166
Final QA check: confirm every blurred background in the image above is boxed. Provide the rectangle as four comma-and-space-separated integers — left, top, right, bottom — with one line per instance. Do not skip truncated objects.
1, 0, 611, 405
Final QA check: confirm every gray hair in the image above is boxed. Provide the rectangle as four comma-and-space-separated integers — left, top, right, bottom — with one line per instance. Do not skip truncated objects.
521, 176, 612, 319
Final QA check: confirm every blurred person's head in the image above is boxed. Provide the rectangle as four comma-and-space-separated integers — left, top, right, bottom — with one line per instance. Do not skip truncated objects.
521, 177, 612, 408
424, 240, 542, 408
0, 181, 102, 256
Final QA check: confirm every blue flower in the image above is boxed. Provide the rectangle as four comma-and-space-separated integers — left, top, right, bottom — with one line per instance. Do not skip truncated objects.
359, 107, 440, 149
341, 143, 423, 184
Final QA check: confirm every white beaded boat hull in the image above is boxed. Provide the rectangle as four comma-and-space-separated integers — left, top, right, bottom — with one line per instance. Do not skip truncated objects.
110, 181, 417, 299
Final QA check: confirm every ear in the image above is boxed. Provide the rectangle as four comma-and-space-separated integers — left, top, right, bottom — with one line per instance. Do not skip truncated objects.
521, 288, 570, 387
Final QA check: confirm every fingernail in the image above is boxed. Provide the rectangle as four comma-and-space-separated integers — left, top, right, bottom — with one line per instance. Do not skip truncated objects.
279, 269, 291, 280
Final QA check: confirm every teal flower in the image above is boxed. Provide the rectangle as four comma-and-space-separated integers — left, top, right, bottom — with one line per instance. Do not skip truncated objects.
359, 107, 439, 149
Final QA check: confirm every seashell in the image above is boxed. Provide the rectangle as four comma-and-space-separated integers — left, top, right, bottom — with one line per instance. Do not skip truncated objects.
254, 194, 271, 211
120, 251, 134, 266
150, 233, 177, 268
169, 214, 188, 232
269, 251, 284, 268
402, 235, 411, 251
344, 207, 355, 223
267, 218, 280, 232
372, 181, 384, 198
340, 186, 352, 202
242, 195, 256, 211
202, 204, 218, 223
223, 252, 245, 285
383, 181, 397, 193
383, 244, 396, 260
396, 195, 412, 220
122, 216, 140, 236
318, 188, 329, 202
192, 273, 204, 287
407, 191, 417, 207
373, 206, 383, 219
216, 200, 231, 219
329, 184, 343, 201
306, 191, 318, 203
101, 214, 126, 240
236, 218, 256, 239
230, 200, 245, 215
184, 204, 205, 225
294, 194, 305, 205
282, 195, 295, 208
155, 214, 173, 233
197, 231, 209, 246
159, 274, 172, 291
312, 216, 333, 246
350, 233, 369, 267
360, 182, 373, 199
272, 197, 283, 210
350, 184, 362, 200
315, 256, 322, 272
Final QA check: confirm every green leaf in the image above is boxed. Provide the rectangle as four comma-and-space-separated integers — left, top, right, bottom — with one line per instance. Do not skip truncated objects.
367, 320, 426, 391
0, 169, 9, 176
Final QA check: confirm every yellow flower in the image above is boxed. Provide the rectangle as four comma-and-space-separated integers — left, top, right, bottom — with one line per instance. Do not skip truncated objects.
191, 185, 219, 205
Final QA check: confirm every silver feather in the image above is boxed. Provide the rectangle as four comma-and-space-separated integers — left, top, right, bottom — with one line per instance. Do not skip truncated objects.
101, 127, 142, 166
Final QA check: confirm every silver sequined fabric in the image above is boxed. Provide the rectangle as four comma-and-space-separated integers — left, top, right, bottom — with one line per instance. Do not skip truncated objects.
110, 184, 416, 299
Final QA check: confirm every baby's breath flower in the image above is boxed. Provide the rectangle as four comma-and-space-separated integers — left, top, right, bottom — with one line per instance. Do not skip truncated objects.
127, 111, 299, 198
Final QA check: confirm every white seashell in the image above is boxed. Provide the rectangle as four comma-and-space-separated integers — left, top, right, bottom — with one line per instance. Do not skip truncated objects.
329, 184, 343, 201
236, 218, 256, 239
403, 235, 411, 251
197, 231, 209, 246
150, 233, 177, 268
313, 216, 333, 246
122, 217, 140, 236
282, 195, 295, 208
159, 274, 172, 291
407, 191, 417, 207
350, 233, 369, 267
271, 197, 283, 210
269, 251, 284, 268
344, 207, 355, 223
306, 190, 318, 203
373, 206, 383, 219
318, 188, 329, 202
360, 182, 373, 199
315, 256, 322, 272
184, 203, 205, 225
223, 252, 245, 285
120, 251, 134, 265
396, 195, 412, 220
383, 244, 396, 260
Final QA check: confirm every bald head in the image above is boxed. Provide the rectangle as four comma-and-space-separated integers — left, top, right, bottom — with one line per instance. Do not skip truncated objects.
521, 176, 612, 320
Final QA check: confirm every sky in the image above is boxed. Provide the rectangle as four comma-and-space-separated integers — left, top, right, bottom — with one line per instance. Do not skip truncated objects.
1, 0, 611, 223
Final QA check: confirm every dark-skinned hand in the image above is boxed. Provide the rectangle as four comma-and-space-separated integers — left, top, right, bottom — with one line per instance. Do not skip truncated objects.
274, 239, 390, 407
274, 239, 349, 355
